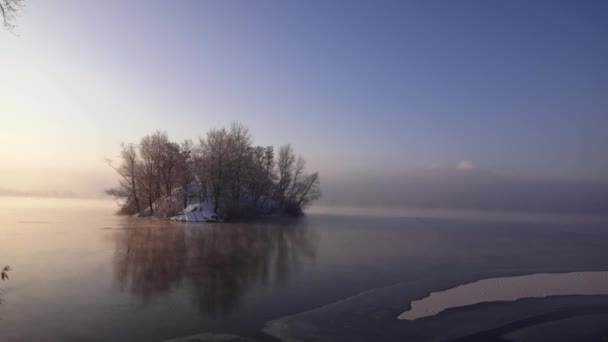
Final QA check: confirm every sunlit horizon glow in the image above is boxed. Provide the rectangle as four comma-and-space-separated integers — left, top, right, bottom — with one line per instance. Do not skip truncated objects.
1, 1, 607, 207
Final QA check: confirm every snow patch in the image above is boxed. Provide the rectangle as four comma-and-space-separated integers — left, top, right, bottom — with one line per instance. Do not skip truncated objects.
170, 200, 220, 222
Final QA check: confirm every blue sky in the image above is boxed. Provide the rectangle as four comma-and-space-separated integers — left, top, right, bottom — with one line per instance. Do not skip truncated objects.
1, 0, 607, 196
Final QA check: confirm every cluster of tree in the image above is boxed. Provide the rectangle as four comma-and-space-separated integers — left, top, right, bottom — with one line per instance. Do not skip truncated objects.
106, 122, 321, 218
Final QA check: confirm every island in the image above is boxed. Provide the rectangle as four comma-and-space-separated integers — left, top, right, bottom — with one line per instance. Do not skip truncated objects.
106, 122, 321, 221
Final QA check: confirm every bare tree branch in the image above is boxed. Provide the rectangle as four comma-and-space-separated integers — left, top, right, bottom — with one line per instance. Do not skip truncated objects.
0, 0, 24, 32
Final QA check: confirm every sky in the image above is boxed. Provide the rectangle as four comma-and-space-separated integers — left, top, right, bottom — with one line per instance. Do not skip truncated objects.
1, 1, 607, 211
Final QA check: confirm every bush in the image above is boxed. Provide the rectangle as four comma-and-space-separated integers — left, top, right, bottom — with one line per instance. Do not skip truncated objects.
1, 266, 10, 281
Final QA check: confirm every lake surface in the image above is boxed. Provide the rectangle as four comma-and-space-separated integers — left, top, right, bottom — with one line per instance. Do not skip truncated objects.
1, 197, 608, 341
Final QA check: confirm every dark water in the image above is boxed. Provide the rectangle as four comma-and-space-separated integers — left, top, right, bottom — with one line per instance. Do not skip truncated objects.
1, 198, 608, 341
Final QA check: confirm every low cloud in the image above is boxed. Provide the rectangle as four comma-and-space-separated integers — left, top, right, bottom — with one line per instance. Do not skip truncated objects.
456, 160, 474, 170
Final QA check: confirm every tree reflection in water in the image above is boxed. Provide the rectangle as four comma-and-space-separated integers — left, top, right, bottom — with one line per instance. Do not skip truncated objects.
112, 218, 319, 316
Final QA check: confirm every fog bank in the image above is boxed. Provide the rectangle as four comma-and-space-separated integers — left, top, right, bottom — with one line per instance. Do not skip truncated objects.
319, 169, 608, 215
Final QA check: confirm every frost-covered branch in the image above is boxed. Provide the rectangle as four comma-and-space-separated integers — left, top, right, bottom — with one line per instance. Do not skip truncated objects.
0, 0, 24, 31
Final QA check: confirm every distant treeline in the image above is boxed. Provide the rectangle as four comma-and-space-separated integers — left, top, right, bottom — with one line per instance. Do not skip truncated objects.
107, 122, 321, 218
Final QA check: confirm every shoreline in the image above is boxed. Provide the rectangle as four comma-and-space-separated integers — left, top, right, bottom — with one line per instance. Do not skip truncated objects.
263, 265, 608, 342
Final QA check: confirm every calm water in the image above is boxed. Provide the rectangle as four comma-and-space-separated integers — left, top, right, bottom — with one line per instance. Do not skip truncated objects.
1, 197, 608, 341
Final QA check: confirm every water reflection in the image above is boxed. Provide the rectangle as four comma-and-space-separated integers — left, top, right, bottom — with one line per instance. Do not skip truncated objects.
112, 219, 319, 315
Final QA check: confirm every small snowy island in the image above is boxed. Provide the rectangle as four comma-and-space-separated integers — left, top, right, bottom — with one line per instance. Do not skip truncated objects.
106, 123, 321, 221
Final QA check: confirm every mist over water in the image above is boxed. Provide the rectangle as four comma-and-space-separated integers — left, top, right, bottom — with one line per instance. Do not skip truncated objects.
2, 197, 608, 341
320, 168, 608, 216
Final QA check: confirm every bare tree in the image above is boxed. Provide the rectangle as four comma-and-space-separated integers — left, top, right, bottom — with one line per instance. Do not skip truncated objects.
281, 153, 321, 215
106, 143, 142, 213
1, 0, 24, 31
138, 132, 165, 215
192, 143, 209, 202
226, 122, 252, 210
200, 128, 229, 213
160, 141, 181, 197
260, 146, 276, 208
245, 145, 276, 211
287, 156, 306, 204
293, 172, 321, 211
275, 144, 295, 208
176, 139, 196, 208
273, 145, 321, 215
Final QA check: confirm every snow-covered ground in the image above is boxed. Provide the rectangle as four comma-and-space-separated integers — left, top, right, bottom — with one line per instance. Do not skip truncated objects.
138, 184, 279, 222
169, 201, 219, 222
